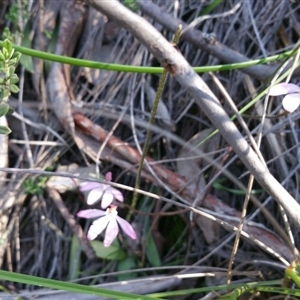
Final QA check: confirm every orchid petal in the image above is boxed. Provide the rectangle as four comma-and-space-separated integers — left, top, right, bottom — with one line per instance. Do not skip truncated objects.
282, 93, 300, 113
101, 192, 114, 209
269, 83, 300, 96
80, 181, 103, 192
104, 218, 119, 247
116, 216, 137, 239
110, 188, 124, 202
87, 189, 104, 205
87, 216, 110, 240
77, 209, 106, 219
87, 229, 99, 240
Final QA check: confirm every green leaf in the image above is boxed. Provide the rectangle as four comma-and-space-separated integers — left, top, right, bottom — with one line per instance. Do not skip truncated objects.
2, 47, 9, 60
117, 257, 137, 281
6, 106, 15, 115
8, 48, 15, 60
2, 27, 15, 43
0, 125, 11, 135
90, 240, 126, 260
23, 178, 44, 195
0, 270, 156, 300
19, 54, 34, 73
7, 58, 18, 66
0, 51, 5, 61
9, 66, 15, 76
3, 39, 12, 55
12, 51, 21, 63
68, 236, 81, 281
10, 84, 19, 93
44, 30, 53, 39
2, 39, 15, 60
20, 55, 34, 74
0, 103, 9, 117
124, 0, 139, 11
146, 233, 161, 267
200, 0, 224, 16
9, 74, 19, 84
1, 88, 10, 98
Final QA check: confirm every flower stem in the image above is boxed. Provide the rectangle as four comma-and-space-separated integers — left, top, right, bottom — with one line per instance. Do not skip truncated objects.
128, 25, 182, 220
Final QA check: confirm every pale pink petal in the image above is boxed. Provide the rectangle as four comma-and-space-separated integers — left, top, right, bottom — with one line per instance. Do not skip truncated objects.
269, 83, 300, 96
116, 216, 137, 239
101, 192, 114, 209
80, 182, 103, 192
109, 187, 124, 202
103, 218, 119, 247
282, 93, 300, 113
77, 209, 106, 219
105, 172, 112, 181
87, 216, 110, 240
87, 189, 104, 205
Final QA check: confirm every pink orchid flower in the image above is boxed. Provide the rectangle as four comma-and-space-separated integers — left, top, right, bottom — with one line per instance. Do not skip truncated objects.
77, 206, 136, 247
80, 172, 123, 209
269, 82, 300, 113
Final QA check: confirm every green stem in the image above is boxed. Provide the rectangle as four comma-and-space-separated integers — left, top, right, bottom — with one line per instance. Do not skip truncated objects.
218, 285, 252, 299
128, 25, 182, 220
0, 40, 294, 74
285, 261, 300, 288
149, 280, 281, 298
